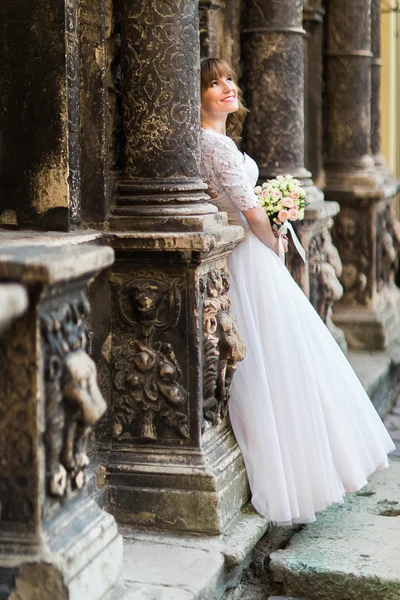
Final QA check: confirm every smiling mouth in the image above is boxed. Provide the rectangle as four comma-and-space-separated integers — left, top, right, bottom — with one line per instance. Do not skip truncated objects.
222, 95, 236, 102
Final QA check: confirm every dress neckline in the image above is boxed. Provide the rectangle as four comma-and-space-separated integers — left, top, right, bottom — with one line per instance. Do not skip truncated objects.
201, 127, 227, 137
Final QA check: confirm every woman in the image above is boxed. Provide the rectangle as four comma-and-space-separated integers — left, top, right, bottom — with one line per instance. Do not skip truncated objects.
200, 57, 395, 526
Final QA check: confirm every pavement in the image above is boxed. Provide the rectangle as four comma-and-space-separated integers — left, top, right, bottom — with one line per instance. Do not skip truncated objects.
109, 510, 271, 600
108, 358, 400, 600
269, 394, 400, 600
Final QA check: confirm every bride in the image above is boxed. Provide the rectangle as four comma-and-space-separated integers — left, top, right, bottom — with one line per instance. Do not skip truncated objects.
200, 57, 395, 526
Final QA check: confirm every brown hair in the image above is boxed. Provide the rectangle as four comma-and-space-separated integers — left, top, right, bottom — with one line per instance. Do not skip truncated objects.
200, 57, 249, 143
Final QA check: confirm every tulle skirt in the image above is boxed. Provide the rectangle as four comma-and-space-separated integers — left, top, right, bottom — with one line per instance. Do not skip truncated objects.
227, 229, 395, 526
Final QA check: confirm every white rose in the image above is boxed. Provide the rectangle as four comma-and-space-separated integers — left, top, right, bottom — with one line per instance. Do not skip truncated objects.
254, 186, 262, 194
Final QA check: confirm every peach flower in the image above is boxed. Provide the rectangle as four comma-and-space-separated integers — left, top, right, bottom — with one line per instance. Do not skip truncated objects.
290, 191, 300, 200
282, 197, 295, 209
277, 209, 289, 223
288, 207, 299, 221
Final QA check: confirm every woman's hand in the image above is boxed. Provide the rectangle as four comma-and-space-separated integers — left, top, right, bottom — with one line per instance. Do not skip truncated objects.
281, 235, 289, 253
273, 229, 289, 253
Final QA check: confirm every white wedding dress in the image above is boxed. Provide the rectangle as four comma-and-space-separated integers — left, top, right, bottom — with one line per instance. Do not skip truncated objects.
200, 128, 395, 526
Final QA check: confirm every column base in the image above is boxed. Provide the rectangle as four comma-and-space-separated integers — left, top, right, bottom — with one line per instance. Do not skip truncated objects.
107, 423, 249, 535
333, 298, 400, 351
108, 208, 231, 233
324, 155, 383, 194
0, 499, 122, 600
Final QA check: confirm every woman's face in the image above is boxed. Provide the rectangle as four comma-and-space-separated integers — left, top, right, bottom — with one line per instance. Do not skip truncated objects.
201, 75, 239, 119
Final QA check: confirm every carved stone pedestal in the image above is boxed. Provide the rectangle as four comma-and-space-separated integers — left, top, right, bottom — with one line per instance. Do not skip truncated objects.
331, 191, 400, 351
0, 243, 122, 600
286, 200, 347, 353
105, 227, 249, 534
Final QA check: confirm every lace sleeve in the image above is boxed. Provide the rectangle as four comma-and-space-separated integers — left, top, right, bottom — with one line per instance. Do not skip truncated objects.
211, 136, 259, 211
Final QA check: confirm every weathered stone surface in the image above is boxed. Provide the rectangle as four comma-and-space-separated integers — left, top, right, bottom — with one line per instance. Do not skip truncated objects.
324, 0, 377, 190
109, 509, 270, 600
303, 1, 324, 185
105, 229, 249, 534
79, 0, 116, 223
0, 244, 114, 284
330, 194, 400, 350
242, 0, 311, 184
348, 345, 400, 417
199, 0, 224, 59
0, 243, 122, 600
0, 0, 80, 229
110, 0, 217, 228
270, 461, 400, 600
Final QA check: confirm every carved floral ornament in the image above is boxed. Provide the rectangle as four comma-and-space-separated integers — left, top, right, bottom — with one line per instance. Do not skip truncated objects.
200, 270, 246, 430
332, 210, 371, 305
41, 293, 106, 498
111, 273, 189, 442
376, 203, 400, 292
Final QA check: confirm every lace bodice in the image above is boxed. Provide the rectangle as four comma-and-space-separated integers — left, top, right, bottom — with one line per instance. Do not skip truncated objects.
200, 128, 259, 226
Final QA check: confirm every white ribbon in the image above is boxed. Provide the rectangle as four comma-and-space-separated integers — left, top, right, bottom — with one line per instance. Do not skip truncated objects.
277, 221, 306, 264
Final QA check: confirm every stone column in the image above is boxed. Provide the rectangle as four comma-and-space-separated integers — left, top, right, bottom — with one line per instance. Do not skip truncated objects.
199, 0, 242, 74
240, 0, 345, 350
110, 0, 220, 232
370, 0, 395, 182
325, 0, 400, 350
0, 243, 122, 599
324, 0, 377, 190
199, 0, 224, 58
0, 0, 81, 229
241, 0, 314, 192
303, 0, 324, 187
100, 0, 249, 534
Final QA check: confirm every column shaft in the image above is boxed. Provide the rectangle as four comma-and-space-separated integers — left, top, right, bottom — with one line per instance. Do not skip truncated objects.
111, 0, 216, 229
324, 0, 377, 188
371, 0, 381, 159
303, 1, 324, 185
241, 0, 311, 184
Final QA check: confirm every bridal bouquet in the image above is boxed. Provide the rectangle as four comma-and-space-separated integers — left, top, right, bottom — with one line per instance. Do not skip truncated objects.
254, 175, 308, 227
254, 175, 308, 262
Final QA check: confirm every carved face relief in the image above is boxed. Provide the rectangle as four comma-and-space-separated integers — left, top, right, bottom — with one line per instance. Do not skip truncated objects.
130, 282, 163, 321
335, 215, 357, 241
63, 349, 107, 425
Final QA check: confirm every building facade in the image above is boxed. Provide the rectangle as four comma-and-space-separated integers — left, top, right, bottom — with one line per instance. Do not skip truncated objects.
0, 0, 399, 597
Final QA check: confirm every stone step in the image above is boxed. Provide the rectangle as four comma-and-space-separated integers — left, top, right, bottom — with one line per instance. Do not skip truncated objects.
108, 509, 271, 600
269, 461, 400, 600
348, 343, 400, 417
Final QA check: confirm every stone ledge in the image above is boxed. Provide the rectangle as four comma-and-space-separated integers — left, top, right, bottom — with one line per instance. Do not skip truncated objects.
348, 344, 400, 416
269, 461, 400, 600
110, 509, 269, 600
0, 244, 114, 285
0, 229, 103, 246
105, 225, 246, 255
